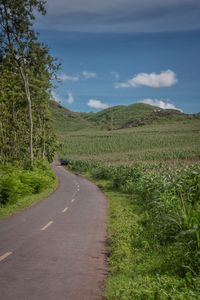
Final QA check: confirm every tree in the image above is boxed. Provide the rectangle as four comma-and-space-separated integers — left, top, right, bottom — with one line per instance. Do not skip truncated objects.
0, 0, 53, 164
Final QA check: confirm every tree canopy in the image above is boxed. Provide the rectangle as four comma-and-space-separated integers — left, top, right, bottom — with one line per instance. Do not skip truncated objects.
0, 0, 58, 165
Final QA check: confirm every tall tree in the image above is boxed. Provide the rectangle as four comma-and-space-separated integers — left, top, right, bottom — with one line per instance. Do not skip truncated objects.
0, 0, 52, 163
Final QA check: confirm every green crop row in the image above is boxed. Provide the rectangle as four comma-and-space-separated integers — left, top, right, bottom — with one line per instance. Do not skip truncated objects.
65, 159, 200, 298
59, 121, 200, 167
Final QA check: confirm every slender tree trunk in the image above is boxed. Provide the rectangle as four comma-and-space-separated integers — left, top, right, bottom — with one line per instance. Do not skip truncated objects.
42, 127, 46, 159
19, 67, 33, 163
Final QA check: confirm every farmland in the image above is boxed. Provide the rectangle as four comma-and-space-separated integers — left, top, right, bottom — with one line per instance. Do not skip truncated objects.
59, 120, 200, 168
53, 102, 200, 299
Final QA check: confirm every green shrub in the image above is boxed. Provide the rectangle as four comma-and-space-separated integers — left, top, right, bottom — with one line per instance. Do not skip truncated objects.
0, 161, 55, 206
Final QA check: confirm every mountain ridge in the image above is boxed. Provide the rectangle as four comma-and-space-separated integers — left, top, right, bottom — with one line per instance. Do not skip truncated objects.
50, 100, 199, 133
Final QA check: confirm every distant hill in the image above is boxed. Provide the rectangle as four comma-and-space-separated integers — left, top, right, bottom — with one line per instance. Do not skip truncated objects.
50, 101, 91, 134
50, 100, 197, 132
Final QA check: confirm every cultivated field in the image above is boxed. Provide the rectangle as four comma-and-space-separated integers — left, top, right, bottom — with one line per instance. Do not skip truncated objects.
59, 114, 200, 299
59, 119, 200, 167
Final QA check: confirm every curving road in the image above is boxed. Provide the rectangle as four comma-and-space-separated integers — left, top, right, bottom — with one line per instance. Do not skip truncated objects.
0, 163, 107, 300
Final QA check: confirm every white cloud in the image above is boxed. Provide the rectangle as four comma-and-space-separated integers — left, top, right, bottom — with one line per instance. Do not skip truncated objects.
66, 92, 74, 104
140, 99, 183, 111
51, 90, 75, 105
87, 99, 109, 109
110, 71, 119, 80
82, 71, 97, 79
51, 90, 61, 103
115, 70, 178, 88
59, 73, 79, 82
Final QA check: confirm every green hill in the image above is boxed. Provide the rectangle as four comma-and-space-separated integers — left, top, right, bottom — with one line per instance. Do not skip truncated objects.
50, 100, 196, 133
50, 101, 91, 134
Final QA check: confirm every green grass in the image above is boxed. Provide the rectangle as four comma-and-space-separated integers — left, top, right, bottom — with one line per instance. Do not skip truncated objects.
67, 162, 200, 299
51, 100, 198, 133
50, 100, 91, 134
94, 179, 200, 300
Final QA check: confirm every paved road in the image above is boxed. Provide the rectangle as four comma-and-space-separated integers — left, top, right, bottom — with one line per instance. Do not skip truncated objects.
0, 163, 107, 300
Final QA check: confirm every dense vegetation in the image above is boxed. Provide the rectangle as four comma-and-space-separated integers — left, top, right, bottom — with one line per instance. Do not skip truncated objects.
0, 0, 57, 215
66, 160, 200, 299
0, 0, 57, 165
59, 120, 200, 168
0, 161, 56, 218
57, 101, 200, 298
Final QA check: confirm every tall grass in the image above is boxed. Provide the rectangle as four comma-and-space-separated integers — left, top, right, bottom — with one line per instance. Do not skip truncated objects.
66, 160, 200, 298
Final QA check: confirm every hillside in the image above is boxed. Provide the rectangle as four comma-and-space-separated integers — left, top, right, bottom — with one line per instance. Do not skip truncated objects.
50, 100, 196, 132
50, 101, 91, 134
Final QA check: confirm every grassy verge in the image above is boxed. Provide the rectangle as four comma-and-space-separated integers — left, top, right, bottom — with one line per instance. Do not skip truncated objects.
0, 162, 58, 219
94, 179, 200, 300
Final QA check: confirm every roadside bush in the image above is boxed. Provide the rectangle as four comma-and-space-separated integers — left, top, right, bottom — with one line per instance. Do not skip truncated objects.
67, 160, 90, 173
0, 161, 55, 206
67, 159, 200, 279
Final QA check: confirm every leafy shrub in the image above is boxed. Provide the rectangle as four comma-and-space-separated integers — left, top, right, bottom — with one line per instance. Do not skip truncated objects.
67, 159, 200, 280
0, 161, 55, 206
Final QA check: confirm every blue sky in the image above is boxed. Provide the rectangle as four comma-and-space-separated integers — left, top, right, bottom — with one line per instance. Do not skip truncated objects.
36, 0, 200, 113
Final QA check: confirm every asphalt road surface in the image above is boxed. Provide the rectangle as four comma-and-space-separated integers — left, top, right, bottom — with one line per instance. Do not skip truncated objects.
0, 163, 107, 300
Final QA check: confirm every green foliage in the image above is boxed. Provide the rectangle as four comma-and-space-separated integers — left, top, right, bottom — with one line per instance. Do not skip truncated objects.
104, 188, 200, 299
0, 161, 55, 206
0, 0, 58, 165
67, 160, 200, 298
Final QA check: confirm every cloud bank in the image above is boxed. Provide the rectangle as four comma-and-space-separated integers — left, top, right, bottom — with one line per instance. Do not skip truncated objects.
51, 90, 61, 103
51, 90, 75, 105
37, 0, 200, 33
87, 99, 109, 110
59, 73, 79, 82
140, 99, 183, 111
115, 70, 177, 88
59, 71, 96, 82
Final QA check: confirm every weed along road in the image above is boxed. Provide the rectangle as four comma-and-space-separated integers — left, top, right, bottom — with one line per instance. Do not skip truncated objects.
0, 163, 107, 300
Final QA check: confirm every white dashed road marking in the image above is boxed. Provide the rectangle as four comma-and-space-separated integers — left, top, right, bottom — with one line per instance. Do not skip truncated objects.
40, 221, 53, 231
0, 252, 12, 262
71, 199, 75, 203
62, 207, 68, 213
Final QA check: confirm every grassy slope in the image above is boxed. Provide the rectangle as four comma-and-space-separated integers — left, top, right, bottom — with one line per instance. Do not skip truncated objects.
84, 103, 188, 129
50, 100, 194, 132
50, 100, 91, 135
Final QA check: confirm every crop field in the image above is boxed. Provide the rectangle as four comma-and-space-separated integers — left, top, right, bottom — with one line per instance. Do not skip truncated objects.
59, 120, 200, 167
60, 117, 200, 299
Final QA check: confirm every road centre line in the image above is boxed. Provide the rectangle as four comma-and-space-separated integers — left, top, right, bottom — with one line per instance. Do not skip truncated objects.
40, 221, 53, 231
71, 199, 75, 203
0, 252, 12, 262
62, 207, 68, 213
